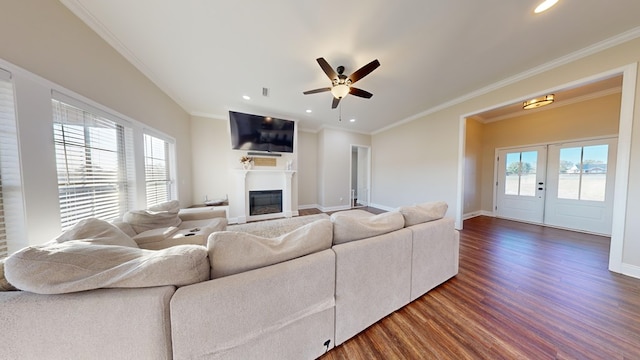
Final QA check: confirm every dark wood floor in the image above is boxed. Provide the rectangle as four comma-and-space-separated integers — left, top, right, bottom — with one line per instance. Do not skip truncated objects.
320, 216, 640, 359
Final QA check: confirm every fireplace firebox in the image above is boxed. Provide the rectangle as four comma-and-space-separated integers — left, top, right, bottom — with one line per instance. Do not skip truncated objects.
249, 190, 283, 216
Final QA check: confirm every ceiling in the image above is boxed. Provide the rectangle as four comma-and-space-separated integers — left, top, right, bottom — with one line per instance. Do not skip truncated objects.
60, 0, 640, 134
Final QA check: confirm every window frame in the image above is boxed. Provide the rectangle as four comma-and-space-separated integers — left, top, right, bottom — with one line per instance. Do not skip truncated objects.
143, 130, 176, 207
52, 92, 136, 230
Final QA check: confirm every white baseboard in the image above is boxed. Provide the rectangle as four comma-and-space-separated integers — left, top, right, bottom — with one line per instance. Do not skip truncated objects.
368, 203, 396, 212
620, 263, 640, 280
319, 205, 351, 213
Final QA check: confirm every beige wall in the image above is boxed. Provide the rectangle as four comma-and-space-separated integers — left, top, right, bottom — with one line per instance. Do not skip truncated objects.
0, 0, 192, 246
372, 111, 460, 214
478, 93, 621, 213
463, 118, 484, 215
190, 116, 231, 204
317, 128, 371, 210
298, 131, 319, 206
373, 36, 640, 276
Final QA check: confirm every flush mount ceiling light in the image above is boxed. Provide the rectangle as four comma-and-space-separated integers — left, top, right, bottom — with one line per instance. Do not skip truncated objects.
523, 94, 555, 109
534, 0, 559, 13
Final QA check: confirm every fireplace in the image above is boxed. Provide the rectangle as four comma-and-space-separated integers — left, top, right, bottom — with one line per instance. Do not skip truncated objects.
249, 190, 283, 216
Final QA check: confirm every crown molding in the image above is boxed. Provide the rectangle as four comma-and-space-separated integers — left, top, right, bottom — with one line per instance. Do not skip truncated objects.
373, 26, 640, 135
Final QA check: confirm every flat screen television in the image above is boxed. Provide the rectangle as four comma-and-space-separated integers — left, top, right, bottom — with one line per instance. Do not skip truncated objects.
229, 111, 295, 153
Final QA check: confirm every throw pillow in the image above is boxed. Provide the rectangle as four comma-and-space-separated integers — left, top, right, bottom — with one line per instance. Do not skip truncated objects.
208, 219, 333, 278
398, 201, 448, 226
4, 243, 209, 294
123, 208, 182, 234
56, 218, 138, 248
148, 200, 180, 212
331, 211, 405, 245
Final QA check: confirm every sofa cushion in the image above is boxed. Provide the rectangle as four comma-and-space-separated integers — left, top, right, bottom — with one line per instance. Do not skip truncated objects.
331, 211, 405, 245
111, 219, 137, 238
123, 202, 182, 234
148, 199, 181, 212
0, 258, 17, 291
398, 201, 448, 227
133, 226, 180, 246
4, 243, 209, 294
208, 219, 333, 278
56, 218, 138, 248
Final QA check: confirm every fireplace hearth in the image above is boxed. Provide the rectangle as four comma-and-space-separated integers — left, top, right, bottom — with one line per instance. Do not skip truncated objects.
249, 190, 283, 216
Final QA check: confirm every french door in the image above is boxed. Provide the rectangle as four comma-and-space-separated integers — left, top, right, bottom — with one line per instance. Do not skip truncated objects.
495, 138, 617, 235
544, 138, 617, 235
496, 146, 547, 224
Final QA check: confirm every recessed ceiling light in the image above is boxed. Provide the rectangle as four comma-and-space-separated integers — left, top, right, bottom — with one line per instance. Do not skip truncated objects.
305, 109, 312, 113
534, 0, 559, 13
242, 95, 251, 100
349, 118, 356, 123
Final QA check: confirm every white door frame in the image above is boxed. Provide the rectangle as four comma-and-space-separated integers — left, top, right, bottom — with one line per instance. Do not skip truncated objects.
456, 62, 637, 277
349, 144, 371, 208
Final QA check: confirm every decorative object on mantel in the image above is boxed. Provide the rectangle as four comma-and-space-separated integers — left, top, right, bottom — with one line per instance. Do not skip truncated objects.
253, 157, 277, 167
240, 156, 253, 170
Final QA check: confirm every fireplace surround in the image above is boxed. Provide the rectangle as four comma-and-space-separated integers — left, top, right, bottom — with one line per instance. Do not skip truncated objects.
231, 169, 296, 223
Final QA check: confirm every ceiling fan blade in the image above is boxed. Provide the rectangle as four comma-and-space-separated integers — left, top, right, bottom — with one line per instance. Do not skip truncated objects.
303, 87, 331, 95
332, 97, 341, 109
317, 57, 338, 80
349, 87, 373, 99
348, 59, 380, 84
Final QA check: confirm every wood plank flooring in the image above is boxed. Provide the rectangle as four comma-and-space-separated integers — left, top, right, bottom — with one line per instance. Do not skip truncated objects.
320, 216, 640, 359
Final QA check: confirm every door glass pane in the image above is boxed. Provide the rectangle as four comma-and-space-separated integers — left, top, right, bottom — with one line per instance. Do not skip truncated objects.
519, 151, 537, 196
558, 147, 581, 200
504, 151, 537, 197
505, 152, 521, 195
581, 145, 608, 201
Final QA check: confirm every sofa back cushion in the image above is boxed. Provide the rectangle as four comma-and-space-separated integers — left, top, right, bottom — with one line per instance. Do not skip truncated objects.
4, 243, 209, 294
398, 201, 448, 227
331, 211, 405, 245
208, 219, 333, 278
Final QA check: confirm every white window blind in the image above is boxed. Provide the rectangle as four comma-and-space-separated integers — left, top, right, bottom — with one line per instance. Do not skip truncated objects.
144, 133, 172, 207
0, 68, 25, 258
52, 98, 134, 230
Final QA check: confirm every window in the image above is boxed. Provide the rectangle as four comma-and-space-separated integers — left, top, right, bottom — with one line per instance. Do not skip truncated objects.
144, 133, 173, 207
504, 151, 538, 197
558, 145, 609, 201
52, 96, 133, 230
0, 68, 25, 258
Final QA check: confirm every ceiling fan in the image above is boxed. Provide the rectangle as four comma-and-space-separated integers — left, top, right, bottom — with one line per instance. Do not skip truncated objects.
303, 57, 380, 109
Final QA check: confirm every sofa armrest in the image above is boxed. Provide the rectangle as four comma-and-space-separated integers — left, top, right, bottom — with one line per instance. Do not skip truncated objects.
178, 207, 226, 221
0, 286, 175, 360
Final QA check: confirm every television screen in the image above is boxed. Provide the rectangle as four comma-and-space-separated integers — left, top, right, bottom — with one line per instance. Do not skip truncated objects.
229, 111, 295, 153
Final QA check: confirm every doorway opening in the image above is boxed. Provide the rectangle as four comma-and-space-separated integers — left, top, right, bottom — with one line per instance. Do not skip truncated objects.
350, 145, 371, 208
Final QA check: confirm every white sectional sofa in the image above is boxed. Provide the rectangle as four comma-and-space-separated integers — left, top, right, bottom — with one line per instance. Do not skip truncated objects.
0, 201, 458, 360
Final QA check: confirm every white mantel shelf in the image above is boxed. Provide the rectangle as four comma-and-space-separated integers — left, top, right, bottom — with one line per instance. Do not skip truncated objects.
234, 169, 296, 174
233, 169, 296, 223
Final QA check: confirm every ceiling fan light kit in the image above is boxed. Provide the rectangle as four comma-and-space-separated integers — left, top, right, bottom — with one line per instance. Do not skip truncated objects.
523, 94, 555, 109
303, 57, 380, 108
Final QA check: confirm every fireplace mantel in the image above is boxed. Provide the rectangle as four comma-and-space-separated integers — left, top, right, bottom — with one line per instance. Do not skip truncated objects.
232, 169, 296, 223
